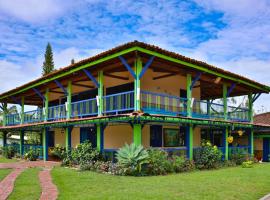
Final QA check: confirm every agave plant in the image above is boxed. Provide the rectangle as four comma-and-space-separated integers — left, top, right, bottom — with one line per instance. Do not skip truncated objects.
116, 143, 149, 175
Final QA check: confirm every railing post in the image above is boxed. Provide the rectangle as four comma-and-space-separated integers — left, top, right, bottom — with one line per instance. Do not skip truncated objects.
223, 84, 228, 120
65, 126, 72, 151
44, 88, 49, 121
248, 93, 253, 122
134, 57, 142, 111
186, 74, 192, 117
223, 127, 229, 160
97, 123, 105, 152
20, 130, 24, 156
21, 97, 24, 124
133, 123, 142, 146
66, 81, 72, 119
248, 128, 254, 155
98, 71, 104, 116
42, 128, 48, 161
186, 125, 193, 160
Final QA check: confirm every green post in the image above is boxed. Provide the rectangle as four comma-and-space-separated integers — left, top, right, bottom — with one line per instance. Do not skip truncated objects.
133, 124, 142, 146
134, 57, 142, 111
98, 71, 104, 116
223, 84, 228, 120
249, 129, 254, 155
248, 93, 253, 122
66, 80, 72, 120
42, 128, 48, 161
20, 130, 24, 156
187, 125, 193, 160
97, 124, 104, 152
65, 126, 72, 151
224, 127, 229, 160
3, 102, 7, 126
44, 88, 49, 121
21, 97, 24, 124
187, 74, 192, 117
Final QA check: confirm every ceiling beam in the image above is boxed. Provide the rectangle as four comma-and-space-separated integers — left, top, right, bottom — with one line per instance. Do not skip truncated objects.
104, 73, 129, 80
153, 73, 176, 80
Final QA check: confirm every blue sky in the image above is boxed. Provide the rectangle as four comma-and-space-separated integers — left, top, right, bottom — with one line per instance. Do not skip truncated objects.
0, 0, 270, 113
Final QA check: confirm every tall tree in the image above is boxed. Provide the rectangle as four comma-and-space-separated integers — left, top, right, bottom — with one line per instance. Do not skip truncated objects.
42, 43, 55, 76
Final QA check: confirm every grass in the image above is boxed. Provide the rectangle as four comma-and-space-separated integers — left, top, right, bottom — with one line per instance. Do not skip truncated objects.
0, 156, 18, 163
0, 169, 12, 181
8, 168, 41, 200
52, 164, 270, 200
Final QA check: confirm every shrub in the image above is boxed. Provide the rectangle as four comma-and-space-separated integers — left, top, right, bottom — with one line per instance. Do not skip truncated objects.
171, 155, 195, 173
24, 147, 39, 161
116, 143, 149, 176
146, 148, 172, 175
193, 140, 223, 170
230, 151, 251, 165
51, 144, 65, 160
223, 160, 237, 167
242, 161, 253, 168
2, 146, 16, 159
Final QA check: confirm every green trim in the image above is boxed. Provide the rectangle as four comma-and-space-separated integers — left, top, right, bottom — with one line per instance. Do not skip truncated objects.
98, 71, 104, 116
223, 84, 228, 120
44, 88, 49, 121
134, 57, 142, 111
254, 134, 270, 138
66, 81, 72, 120
42, 128, 48, 161
187, 74, 192, 117
65, 127, 71, 151
2, 102, 7, 126
21, 97, 24, 124
133, 123, 142, 146
224, 127, 229, 160
136, 47, 270, 92
188, 125, 193, 160
248, 93, 253, 122
250, 129, 254, 155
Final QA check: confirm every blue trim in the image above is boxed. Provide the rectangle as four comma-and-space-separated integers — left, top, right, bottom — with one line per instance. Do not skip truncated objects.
82, 69, 99, 88
119, 56, 136, 79
54, 80, 67, 95
11, 96, 22, 106
190, 72, 202, 90
139, 56, 155, 79
33, 88, 45, 101
227, 83, 236, 97
252, 93, 261, 103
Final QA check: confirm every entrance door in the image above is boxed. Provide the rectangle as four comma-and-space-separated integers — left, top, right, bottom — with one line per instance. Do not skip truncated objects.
80, 126, 97, 147
150, 125, 162, 147
263, 138, 270, 162
48, 131, 55, 148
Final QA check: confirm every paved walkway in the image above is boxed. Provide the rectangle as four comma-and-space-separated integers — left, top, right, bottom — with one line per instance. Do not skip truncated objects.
0, 161, 60, 200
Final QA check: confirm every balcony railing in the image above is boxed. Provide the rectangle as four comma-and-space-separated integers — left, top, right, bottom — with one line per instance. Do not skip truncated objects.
3, 90, 252, 126
48, 104, 66, 121
103, 91, 134, 114
141, 90, 187, 116
71, 98, 98, 118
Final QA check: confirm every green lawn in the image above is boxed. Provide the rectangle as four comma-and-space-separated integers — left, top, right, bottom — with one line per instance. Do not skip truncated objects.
0, 169, 12, 181
52, 164, 270, 200
0, 156, 18, 163
9, 168, 41, 200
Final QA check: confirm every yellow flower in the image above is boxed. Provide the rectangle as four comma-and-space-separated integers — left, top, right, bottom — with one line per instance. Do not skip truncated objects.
227, 136, 233, 144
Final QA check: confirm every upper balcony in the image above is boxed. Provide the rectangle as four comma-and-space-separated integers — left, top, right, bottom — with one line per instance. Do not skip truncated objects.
0, 41, 269, 128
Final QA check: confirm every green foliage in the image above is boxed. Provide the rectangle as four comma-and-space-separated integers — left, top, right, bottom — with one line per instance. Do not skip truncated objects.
242, 161, 253, 168
171, 155, 195, 173
42, 43, 55, 76
194, 140, 223, 169
51, 144, 66, 159
62, 141, 100, 166
146, 148, 172, 175
230, 151, 251, 165
24, 147, 39, 161
1, 146, 16, 159
116, 143, 149, 175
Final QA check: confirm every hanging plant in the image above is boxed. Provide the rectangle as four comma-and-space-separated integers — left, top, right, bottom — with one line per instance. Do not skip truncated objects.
227, 136, 234, 144
238, 130, 244, 137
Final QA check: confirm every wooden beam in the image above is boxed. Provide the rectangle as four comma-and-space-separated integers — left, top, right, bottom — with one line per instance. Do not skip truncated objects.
50, 90, 65, 94
72, 83, 94, 89
104, 73, 129, 80
153, 73, 176, 80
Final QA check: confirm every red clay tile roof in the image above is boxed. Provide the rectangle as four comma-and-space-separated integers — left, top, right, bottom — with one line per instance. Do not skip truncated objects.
0, 40, 269, 100
254, 112, 270, 125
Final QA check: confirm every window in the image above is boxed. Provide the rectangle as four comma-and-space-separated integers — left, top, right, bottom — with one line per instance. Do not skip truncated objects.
163, 128, 185, 147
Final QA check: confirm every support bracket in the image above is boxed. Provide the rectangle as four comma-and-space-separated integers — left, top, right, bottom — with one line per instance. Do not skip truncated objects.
54, 80, 68, 95
227, 83, 236, 97
33, 88, 45, 101
11, 97, 22, 106
119, 56, 136, 79
252, 93, 261, 103
190, 72, 202, 90
82, 69, 99, 88
139, 56, 155, 79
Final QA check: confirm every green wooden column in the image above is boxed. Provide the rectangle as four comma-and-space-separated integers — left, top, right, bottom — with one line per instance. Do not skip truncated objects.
42, 128, 48, 161
65, 126, 72, 151
20, 130, 24, 156
187, 125, 193, 160
21, 97, 24, 124
186, 74, 192, 117
134, 57, 142, 111
2, 102, 7, 126
223, 127, 229, 160
97, 124, 104, 152
248, 93, 253, 122
223, 84, 228, 120
66, 81, 72, 120
98, 71, 104, 116
249, 129, 254, 155
133, 124, 142, 146
44, 88, 49, 121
